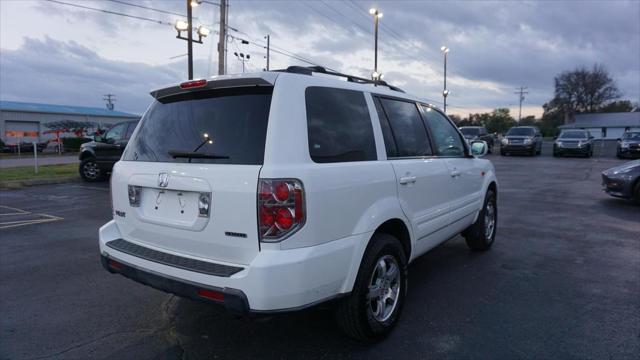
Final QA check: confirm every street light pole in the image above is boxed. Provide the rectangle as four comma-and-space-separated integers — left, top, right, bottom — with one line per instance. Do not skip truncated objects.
440, 46, 450, 113
186, 0, 194, 80
369, 8, 383, 81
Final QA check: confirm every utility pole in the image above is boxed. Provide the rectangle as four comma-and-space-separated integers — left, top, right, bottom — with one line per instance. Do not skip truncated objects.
441, 46, 450, 113
218, 0, 227, 75
264, 34, 270, 71
515, 86, 529, 122
103, 94, 116, 110
186, 0, 194, 79
369, 8, 382, 81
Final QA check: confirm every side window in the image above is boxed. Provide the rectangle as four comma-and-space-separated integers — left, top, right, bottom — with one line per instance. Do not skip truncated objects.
125, 122, 137, 139
104, 123, 127, 143
305, 87, 377, 163
422, 107, 465, 157
378, 98, 432, 157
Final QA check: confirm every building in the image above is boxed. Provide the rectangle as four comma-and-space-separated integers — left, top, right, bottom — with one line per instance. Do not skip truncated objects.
559, 112, 640, 140
0, 100, 140, 145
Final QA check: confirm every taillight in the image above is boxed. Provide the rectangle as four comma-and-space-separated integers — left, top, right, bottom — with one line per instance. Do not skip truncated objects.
179, 79, 207, 89
258, 179, 305, 242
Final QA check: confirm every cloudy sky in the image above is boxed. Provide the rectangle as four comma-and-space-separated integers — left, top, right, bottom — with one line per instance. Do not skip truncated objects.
1, 0, 639, 118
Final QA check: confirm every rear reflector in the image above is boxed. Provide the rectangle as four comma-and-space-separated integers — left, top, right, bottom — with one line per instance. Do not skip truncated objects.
180, 79, 207, 89
108, 259, 124, 270
197, 289, 225, 301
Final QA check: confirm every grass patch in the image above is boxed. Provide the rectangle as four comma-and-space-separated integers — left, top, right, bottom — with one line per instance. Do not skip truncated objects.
0, 163, 78, 182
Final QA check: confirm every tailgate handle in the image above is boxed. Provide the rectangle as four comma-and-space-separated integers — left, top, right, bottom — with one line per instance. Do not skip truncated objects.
399, 176, 417, 185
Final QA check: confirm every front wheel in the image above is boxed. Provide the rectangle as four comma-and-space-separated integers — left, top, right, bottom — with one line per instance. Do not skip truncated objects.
336, 233, 407, 342
79, 159, 105, 182
462, 189, 497, 251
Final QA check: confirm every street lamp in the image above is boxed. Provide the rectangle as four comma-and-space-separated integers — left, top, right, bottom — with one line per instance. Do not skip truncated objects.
369, 8, 383, 82
440, 45, 450, 113
234, 52, 250, 73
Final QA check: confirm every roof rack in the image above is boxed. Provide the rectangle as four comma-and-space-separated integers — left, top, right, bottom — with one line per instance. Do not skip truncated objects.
275, 66, 405, 93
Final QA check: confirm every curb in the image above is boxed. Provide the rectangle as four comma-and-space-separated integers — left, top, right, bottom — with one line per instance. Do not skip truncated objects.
0, 177, 81, 190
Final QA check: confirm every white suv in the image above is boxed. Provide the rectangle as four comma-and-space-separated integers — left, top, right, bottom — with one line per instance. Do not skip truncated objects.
99, 66, 498, 341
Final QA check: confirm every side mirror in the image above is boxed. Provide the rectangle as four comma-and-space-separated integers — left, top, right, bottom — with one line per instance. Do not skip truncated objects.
553, 136, 558, 140
94, 135, 103, 142
589, 136, 594, 140
470, 140, 488, 157
617, 138, 621, 142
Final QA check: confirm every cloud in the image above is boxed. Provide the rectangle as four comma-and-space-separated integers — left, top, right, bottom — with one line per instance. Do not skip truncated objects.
1, 0, 638, 118
0, 37, 190, 114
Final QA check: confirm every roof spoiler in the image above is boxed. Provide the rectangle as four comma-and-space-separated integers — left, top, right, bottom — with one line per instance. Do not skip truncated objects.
150, 77, 274, 101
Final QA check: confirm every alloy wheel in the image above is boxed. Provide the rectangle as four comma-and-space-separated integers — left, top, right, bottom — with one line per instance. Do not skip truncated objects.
367, 255, 401, 323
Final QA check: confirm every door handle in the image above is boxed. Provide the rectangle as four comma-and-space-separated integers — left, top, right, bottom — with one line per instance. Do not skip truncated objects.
399, 176, 417, 185
450, 169, 461, 178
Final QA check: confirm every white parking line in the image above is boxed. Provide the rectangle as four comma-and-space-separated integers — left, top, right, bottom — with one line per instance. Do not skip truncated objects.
0, 205, 64, 229
0, 205, 30, 216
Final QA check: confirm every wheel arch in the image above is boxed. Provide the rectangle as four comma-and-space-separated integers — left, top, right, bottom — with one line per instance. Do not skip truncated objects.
79, 149, 96, 161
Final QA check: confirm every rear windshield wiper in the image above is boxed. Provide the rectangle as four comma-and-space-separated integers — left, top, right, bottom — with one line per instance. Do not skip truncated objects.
168, 150, 230, 160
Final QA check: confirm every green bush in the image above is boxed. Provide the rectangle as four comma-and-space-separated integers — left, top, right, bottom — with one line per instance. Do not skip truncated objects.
62, 137, 91, 151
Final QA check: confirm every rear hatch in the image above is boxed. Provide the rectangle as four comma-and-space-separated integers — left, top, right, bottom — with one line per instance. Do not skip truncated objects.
110, 78, 274, 265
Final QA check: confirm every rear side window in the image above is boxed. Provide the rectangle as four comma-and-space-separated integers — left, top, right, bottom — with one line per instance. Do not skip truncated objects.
377, 98, 432, 157
305, 87, 377, 163
122, 87, 272, 165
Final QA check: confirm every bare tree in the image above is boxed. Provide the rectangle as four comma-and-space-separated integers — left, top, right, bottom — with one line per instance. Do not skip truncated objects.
549, 64, 620, 115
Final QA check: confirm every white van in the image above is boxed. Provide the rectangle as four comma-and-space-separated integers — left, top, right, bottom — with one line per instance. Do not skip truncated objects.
99, 66, 498, 341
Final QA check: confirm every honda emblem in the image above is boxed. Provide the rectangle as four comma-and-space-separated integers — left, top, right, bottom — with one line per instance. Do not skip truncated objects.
158, 172, 169, 188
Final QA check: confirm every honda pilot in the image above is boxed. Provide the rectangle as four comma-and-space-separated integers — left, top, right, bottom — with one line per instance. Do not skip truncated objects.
99, 67, 498, 341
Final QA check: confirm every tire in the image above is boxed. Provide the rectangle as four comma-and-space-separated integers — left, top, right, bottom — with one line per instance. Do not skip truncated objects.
634, 181, 640, 205
79, 158, 105, 182
462, 189, 497, 251
500, 150, 507, 156
336, 233, 408, 342
553, 151, 559, 157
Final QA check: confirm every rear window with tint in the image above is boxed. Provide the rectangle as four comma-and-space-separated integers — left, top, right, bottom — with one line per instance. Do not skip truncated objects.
305, 87, 377, 163
122, 87, 272, 165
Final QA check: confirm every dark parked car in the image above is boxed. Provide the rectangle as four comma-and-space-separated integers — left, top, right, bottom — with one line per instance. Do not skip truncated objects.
553, 129, 594, 157
459, 126, 494, 153
78, 120, 138, 181
616, 131, 640, 159
500, 126, 543, 156
602, 160, 640, 204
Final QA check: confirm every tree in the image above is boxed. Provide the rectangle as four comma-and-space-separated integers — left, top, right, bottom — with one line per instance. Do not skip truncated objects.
484, 108, 517, 134
547, 64, 620, 116
599, 100, 637, 113
518, 115, 537, 126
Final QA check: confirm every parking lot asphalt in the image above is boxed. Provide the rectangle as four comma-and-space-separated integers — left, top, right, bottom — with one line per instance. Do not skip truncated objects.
1, 145, 638, 359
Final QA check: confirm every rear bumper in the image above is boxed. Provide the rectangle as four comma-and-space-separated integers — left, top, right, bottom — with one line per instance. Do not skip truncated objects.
99, 220, 368, 313
101, 254, 250, 316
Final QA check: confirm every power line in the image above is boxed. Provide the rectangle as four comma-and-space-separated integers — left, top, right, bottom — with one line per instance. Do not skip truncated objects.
45, 0, 172, 26
107, 0, 186, 18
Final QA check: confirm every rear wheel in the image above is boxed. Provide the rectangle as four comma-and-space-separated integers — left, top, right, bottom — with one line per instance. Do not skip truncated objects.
463, 189, 497, 251
634, 181, 640, 205
336, 233, 407, 342
79, 159, 105, 182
